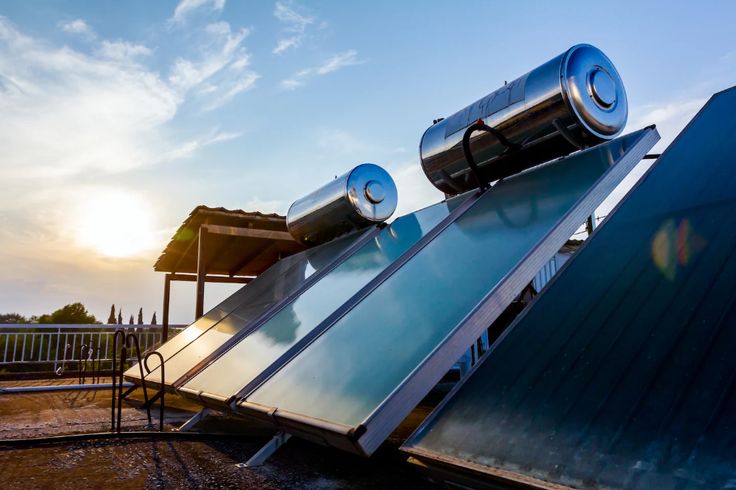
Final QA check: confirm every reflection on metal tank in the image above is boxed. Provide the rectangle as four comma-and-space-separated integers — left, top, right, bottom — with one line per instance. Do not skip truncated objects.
420, 44, 628, 194
287, 163, 398, 246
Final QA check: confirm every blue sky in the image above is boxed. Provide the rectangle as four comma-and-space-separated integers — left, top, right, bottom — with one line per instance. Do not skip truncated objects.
0, 0, 734, 323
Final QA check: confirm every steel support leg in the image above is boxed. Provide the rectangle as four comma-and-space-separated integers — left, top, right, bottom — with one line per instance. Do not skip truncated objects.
236, 431, 291, 468
176, 408, 210, 432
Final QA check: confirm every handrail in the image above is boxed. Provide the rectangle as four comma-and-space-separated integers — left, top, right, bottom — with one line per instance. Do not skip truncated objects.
0, 324, 186, 330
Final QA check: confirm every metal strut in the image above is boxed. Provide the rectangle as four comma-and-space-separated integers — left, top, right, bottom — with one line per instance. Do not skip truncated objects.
236, 431, 292, 468
461, 118, 521, 191
177, 408, 211, 432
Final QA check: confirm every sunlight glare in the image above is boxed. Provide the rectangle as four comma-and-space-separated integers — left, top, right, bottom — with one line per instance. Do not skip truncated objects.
74, 191, 156, 258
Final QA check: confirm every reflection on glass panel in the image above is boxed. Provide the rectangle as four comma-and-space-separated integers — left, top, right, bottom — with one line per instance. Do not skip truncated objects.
405, 91, 736, 489
246, 131, 647, 427
180, 201, 453, 399
130, 232, 359, 382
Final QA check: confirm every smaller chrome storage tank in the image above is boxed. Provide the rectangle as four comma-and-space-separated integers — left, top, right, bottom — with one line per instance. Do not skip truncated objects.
420, 44, 628, 194
287, 163, 398, 245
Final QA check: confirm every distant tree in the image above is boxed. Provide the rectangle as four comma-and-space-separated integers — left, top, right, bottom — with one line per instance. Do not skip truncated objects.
107, 304, 116, 324
117, 311, 123, 324
37, 303, 98, 324
37, 314, 53, 323
137, 308, 143, 325
151, 312, 157, 325
128, 315, 134, 325
0, 313, 28, 324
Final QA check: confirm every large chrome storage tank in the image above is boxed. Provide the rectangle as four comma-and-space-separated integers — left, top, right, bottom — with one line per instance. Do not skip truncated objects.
287, 163, 398, 245
420, 44, 628, 194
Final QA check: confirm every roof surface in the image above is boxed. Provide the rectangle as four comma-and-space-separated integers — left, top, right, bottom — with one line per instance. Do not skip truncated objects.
154, 206, 306, 277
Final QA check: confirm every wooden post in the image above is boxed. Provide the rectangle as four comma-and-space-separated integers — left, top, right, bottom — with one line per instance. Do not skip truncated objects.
162, 274, 171, 341
195, 226, 207, 319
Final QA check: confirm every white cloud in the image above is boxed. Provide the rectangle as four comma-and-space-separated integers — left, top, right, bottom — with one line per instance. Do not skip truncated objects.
169, 23, 251, 94
203, 72, 259, 110
0, 18, 178, 178
162, 128, 242, 161
316, 50, 361, 74
280, 50, 363, 90
97, 40, 152, 61
627, 97, 706, 153
0, 16, 248, 181
272, 1, 314, 54
59, 18, 94, 38
170, 0, 226, 25
390, 162, 445, 217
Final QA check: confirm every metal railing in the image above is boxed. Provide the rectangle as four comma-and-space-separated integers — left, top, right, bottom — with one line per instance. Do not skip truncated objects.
0, 324, 184, 373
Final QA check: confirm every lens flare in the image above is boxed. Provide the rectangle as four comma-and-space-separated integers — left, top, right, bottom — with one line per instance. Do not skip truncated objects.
651, 218, 705, 280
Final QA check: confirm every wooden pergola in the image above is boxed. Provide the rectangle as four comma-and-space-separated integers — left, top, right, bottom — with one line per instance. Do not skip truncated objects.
154, 206, 306, 340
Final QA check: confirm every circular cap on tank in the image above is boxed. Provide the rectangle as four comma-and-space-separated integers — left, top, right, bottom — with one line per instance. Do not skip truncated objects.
364, 180, 385, 203
561, 44, 628, 138
347, 163, 398, 222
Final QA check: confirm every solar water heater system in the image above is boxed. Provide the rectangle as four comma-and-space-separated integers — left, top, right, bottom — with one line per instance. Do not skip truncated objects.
124, 44, 666, 463
402, 88, 736, 488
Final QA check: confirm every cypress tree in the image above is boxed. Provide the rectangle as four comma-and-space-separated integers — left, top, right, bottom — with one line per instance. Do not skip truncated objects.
128, 315, 134, 325
151, 312, 157, 325
137, 308, 143, 325
117, 311, 122, 324
107, 304, 116, 324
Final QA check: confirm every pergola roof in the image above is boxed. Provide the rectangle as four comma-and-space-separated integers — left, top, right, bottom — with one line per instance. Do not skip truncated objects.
154, 206, 306, 277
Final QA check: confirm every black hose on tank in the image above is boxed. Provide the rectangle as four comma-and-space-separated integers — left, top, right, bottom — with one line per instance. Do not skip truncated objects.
461, 119, 521, 191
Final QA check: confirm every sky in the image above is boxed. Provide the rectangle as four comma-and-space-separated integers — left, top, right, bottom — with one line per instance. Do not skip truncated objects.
0, 0, 734, 324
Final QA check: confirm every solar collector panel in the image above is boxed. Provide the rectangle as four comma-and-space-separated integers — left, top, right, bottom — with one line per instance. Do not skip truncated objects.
236, 127, 657, 455
403, 87, 736, 489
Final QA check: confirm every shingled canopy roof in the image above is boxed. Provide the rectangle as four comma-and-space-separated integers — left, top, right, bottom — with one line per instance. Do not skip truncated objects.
154, 206, 306, 277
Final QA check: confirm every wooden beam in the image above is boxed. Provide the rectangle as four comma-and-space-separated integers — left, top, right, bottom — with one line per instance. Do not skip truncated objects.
197, 208, 286, 225
195, 226, 207, 319
168, 273, 253, 284
162, 274, 171, 341
204, 234, 237, 272
170, 231, 199, 273
228, 242, 278, 277
201, 224, 295, 242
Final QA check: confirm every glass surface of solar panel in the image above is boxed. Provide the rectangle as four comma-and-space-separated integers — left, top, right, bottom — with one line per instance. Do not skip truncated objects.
403, 89, 736, 489
124, 231, 360, 384
244, 129, 653, 430
178, 202, 454, 402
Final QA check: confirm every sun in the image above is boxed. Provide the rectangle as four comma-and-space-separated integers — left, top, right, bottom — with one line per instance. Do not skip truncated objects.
74, 191, 156, 258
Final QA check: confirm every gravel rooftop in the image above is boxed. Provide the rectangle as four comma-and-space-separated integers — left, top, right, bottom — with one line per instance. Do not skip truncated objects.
0, 379, 440, 489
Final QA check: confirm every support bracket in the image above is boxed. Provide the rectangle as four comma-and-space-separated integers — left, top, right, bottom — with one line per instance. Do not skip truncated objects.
177, 407, 211, 432
236, 431, 292, 468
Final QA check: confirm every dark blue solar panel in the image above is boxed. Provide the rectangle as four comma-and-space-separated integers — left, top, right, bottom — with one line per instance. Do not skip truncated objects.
403, 87, 736, 489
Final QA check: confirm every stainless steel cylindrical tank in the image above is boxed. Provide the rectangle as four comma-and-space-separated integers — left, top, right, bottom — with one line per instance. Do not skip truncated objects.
287, 163, 398, 245
420, 44, 628, 194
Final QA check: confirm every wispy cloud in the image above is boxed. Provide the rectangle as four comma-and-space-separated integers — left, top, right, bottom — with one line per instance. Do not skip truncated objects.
280, 49, 363, 90
168, 21, 258, 110
59, 18, 95, 38
0, 18, 178, 178
169, 0, 226, 25
97, 40, 152, 61
272, 1, 314, 54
